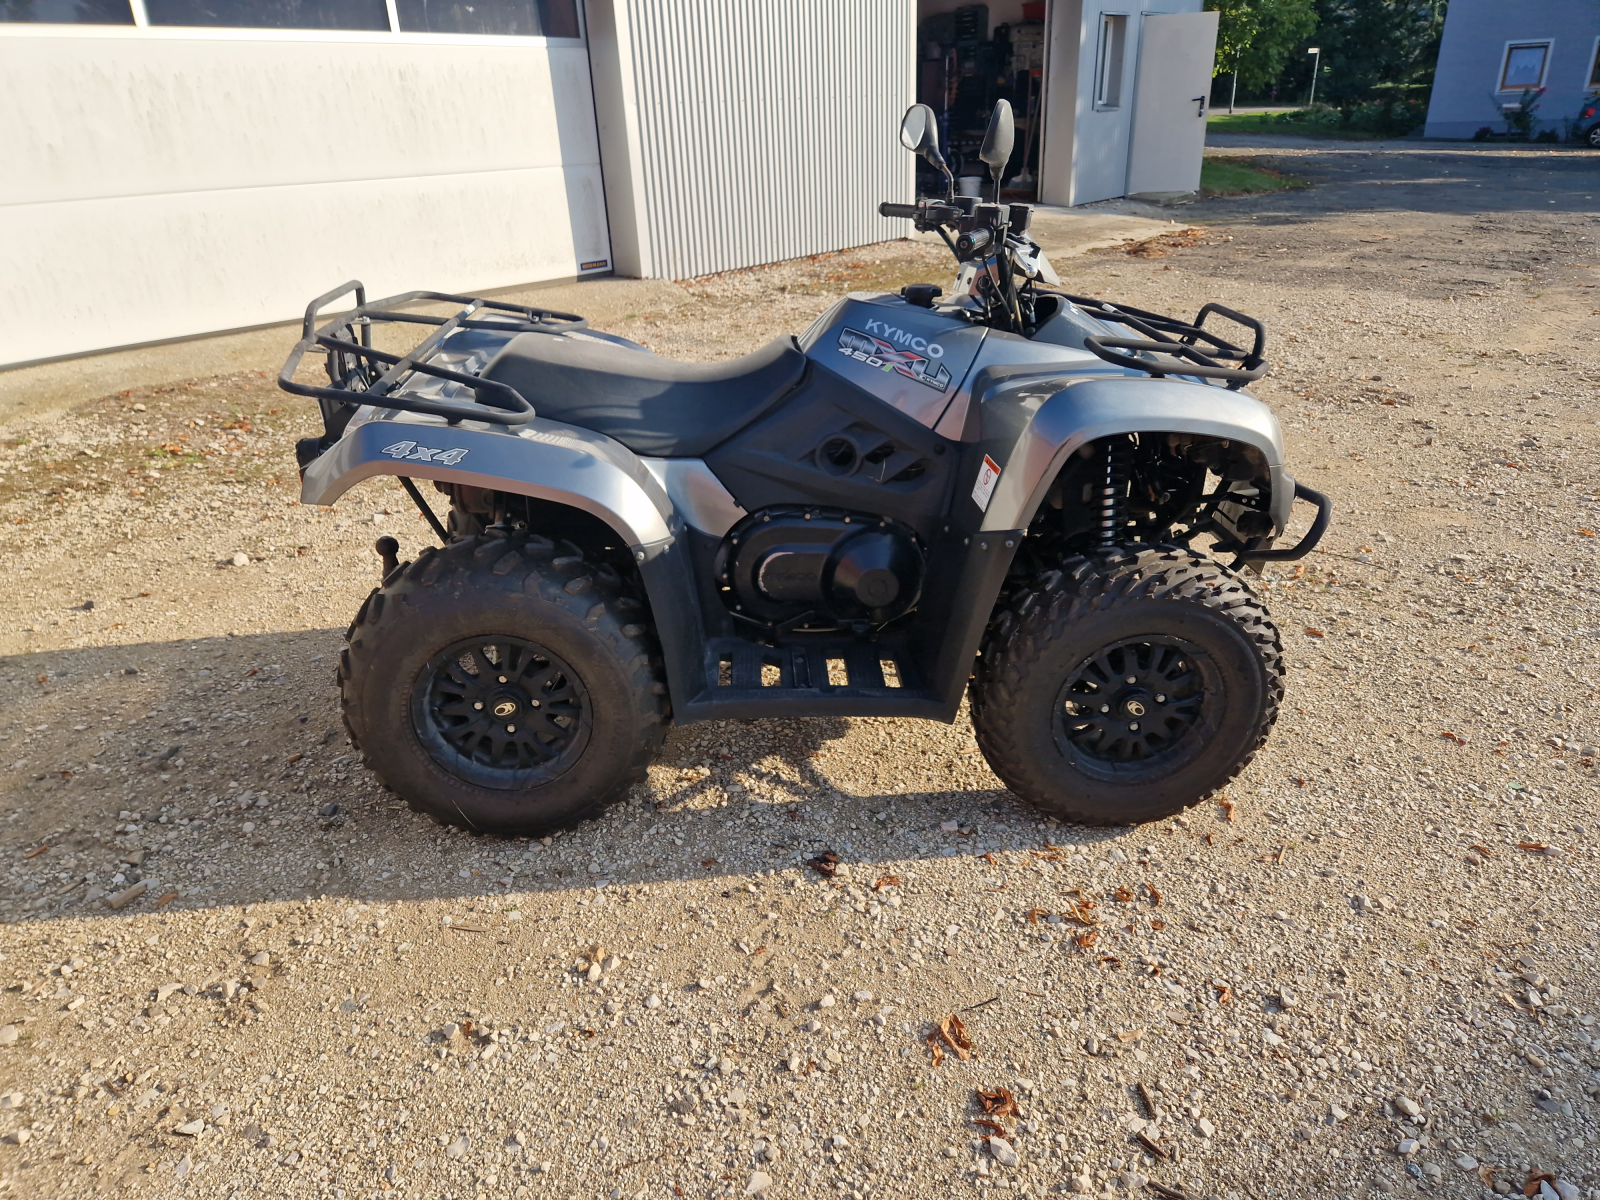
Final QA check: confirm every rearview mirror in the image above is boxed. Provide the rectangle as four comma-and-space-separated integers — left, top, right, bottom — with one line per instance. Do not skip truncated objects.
979, 99, 1015, 179
900, 103, 940, 156
898, 103, 954, 198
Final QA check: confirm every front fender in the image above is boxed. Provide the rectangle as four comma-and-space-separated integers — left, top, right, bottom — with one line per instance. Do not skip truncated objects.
975, 375, 1291, 534
300, 410, 674, 550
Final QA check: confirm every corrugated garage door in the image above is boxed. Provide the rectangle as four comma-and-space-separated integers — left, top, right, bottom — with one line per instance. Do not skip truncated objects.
588, 0, 915, 281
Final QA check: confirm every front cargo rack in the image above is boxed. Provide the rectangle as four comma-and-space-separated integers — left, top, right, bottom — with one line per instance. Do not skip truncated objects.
1055, 293, 1268, 387
277, 279, 585, 429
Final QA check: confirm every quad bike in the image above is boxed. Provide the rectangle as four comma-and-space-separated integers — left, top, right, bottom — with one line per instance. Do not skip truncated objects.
279, 100, 1330, 836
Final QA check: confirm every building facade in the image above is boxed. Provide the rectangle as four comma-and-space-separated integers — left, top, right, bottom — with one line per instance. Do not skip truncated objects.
1424, 0, 1600, 139
0, 1, 914, 366
3, 1, 1216, 367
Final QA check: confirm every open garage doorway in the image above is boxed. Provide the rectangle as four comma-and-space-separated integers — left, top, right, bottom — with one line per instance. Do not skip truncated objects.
914, 2, 1047, 202
915, 2, 1219, 207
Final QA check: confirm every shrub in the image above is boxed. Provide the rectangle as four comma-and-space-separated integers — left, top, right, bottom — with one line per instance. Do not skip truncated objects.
1253, 98, 1425, 138
1343, 97, 1428, 136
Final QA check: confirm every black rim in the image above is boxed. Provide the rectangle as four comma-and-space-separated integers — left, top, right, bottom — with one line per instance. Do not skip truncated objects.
410, 636, 590, 791
1055, 635, 1208, 765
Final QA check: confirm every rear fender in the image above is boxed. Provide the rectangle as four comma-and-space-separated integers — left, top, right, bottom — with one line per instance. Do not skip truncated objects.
300, 410, 674, 548
301, 412, 756, 723
973, 375, 1292, 534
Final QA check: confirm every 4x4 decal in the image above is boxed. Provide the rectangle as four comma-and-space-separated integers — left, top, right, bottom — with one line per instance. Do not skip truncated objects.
837, 327, 953, 392
380, 440, 470, 466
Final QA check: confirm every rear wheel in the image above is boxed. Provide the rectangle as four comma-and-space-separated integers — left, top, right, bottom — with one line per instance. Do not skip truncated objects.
970, 544, 1282, 825
340, 534, 667, 835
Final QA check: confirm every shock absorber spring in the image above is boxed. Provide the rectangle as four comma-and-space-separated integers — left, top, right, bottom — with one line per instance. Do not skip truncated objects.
1097, 438, 1131, 549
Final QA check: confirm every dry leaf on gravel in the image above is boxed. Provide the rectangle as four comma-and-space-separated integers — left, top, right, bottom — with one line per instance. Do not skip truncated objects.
1441, 731, 1468, 745
1145, 883, 1162, 907
973, 1117, 1009, 1140
974, 1086, 1020, 1119
1062, 902, 1097, 924
1219, 798, 1237, 822
1073, 928, 1100, 950
872, 875, 901, 891
1119, 228, 1207, 258
1113, 886, 1135, 903
1215, 983, 1234, 1005
1024, 907, 1049, 925
1517, 842, 1554, 856
926, 1013, 975, 1066
806, 850, 840, 878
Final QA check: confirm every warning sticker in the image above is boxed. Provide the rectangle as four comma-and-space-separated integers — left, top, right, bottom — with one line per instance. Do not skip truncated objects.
971, 454, 1002, 512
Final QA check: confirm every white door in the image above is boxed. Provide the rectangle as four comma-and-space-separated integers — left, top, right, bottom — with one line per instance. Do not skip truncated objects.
1125, 11, 1218, 195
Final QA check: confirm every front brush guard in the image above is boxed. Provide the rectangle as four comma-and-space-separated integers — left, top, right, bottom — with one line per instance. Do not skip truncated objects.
1226, 482, 1333, 564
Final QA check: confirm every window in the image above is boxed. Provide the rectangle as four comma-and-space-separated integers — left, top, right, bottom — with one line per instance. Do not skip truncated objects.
1095, 13, 1127, 109
0, 0, 133, 22
395, 0, 580, 37
1588, 38, 1600, 89
1500, 41, 1551, 91
144, 0, 389, 28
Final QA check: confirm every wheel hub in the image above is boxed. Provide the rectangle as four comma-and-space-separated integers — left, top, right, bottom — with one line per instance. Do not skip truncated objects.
1116, 690, 1150, 720
412, 636, 590, 790
1057, 636, 1205, 763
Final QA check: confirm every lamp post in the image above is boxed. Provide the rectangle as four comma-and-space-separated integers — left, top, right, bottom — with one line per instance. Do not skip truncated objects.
1306, 47, 1321, 107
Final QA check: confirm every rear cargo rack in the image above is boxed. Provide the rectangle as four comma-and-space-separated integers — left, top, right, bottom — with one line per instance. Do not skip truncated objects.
1056, 293, 1268, 387
277, 280, 585, 427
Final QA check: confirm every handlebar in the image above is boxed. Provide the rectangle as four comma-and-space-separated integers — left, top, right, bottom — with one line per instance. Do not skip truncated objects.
956, 227, 994, 258
878, 200, 969, 226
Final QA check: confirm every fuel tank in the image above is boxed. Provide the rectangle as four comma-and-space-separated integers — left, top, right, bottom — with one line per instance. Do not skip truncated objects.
799, 294, 986, 430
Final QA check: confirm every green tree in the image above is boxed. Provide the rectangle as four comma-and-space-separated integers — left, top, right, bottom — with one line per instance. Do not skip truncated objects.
1284, 1, 1448, 104
1207, 0, 1319, 97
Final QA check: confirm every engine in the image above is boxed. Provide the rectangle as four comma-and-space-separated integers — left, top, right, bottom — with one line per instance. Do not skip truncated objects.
713, 508, 924, 631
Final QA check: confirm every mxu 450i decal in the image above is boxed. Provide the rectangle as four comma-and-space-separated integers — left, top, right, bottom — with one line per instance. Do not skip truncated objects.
837, 327, 953, 392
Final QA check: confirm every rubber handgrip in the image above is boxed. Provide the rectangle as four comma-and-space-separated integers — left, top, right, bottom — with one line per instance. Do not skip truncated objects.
878, 202, 920, 218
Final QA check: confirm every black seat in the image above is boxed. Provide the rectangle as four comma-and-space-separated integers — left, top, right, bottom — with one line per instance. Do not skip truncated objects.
480, 332, 807, 458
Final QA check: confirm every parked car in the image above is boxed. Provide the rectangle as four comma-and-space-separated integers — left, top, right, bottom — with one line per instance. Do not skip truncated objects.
1580, 101, 1600, 148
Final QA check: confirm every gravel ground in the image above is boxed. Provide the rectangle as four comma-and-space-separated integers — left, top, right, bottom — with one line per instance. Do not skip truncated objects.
0, 144, 1597, 1200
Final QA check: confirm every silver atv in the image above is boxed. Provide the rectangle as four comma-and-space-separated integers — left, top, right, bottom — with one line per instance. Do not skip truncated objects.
278, 100, 1330, 836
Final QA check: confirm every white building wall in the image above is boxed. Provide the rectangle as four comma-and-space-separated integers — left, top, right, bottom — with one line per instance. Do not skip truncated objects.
0, 25, 610, 367
588, 0, 916, 282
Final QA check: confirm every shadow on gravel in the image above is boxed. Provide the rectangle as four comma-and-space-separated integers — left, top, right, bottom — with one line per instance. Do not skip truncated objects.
1, 631, 1110, 926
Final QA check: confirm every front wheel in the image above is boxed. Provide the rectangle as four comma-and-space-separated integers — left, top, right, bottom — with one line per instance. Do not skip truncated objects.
969, 544, 1283, 825
339, 534, 667, 836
